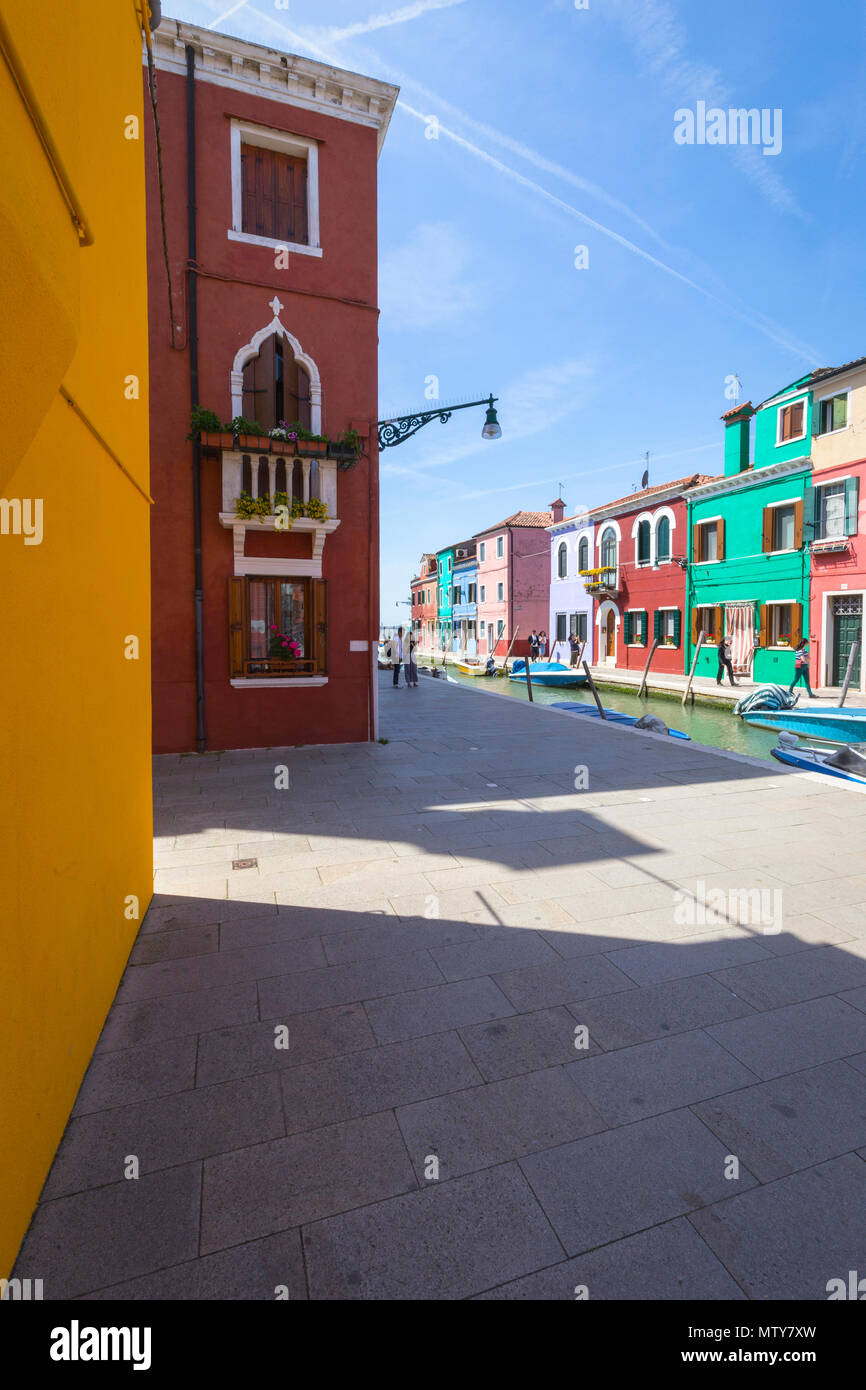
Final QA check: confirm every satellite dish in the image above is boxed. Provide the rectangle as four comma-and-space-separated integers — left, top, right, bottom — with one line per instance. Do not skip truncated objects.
641, 469, 649, 489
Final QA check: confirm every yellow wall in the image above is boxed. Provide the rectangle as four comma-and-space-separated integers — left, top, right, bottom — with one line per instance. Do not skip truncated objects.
0, 1, 152, 1276
810, 371, 866, 473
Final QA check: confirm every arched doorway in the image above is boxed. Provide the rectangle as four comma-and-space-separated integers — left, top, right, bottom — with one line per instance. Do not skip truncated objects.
597, 601, 619, 665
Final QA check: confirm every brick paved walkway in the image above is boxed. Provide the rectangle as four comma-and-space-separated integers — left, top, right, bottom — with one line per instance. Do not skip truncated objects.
14, 672, 866, 1298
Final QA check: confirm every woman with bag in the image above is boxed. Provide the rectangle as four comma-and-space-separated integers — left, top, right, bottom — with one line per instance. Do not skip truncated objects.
789, 638, 816, 698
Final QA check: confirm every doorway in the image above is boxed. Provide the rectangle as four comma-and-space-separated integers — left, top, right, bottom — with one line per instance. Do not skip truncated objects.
832, 595, 862, 686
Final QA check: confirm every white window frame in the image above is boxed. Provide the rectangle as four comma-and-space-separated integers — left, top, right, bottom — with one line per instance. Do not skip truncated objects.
697, 516, 722, 563
496, 536, 504, 558
814, 388, 850, 438
229, 119, 322, 258
625, 606, 647, 646
765, 496, 799, 554
479, 541, 486, 562
775, 396, 807, 447
480, 585, 486, 603
814, 478, 849, 540
497, 582, 504, 601
763, 599, 798, 649
556, 541, 568, 579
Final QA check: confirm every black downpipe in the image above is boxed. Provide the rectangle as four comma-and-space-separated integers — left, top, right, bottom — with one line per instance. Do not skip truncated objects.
186, 44, 206, 752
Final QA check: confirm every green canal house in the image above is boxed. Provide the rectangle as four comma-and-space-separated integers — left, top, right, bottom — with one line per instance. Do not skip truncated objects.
685, 382, 813, 683
436, 543, 455, 650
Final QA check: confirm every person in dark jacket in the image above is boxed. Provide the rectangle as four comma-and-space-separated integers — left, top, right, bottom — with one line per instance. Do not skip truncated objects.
716, 634, 737, 686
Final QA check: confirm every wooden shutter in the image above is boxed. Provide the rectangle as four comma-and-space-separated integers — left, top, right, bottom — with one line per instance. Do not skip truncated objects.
653, 609, 662, 642
761, 507, 773, 553
691, 607, 699, 645
312, 578, 328, 674
641, 610, 649, 645
623, 611, 633, 644
241, 144, 308, 244
673, 609, 682, 648
793, 499, 803, 550
716, 517, 725, 560
790, 604, 803, 648
845, 476, 860, 536
757, 604, 767, 645
276, 152, 308, 245
692, 523, 702, 562
714, 605, 724, 642
229, 578, 246, 678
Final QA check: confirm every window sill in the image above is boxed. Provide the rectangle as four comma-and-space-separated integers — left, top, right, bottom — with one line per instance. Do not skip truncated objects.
775, 436, 806, 448
228, 229, 323, 258
814, 426, 850, 438
231, 676, 328, 688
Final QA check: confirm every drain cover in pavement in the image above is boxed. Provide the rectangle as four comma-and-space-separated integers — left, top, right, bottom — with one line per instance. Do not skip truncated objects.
232, 858, 258, 870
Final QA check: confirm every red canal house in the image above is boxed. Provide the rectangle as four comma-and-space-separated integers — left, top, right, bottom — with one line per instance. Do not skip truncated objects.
411, 554, 438, 652
145, 19, 397, 752
585, 475, 716, 671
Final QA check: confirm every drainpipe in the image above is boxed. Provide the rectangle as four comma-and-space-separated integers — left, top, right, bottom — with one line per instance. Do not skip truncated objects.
186, 44, 206, 752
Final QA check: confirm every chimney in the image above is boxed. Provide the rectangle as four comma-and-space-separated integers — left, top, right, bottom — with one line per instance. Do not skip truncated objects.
550, 497, 565, 524
720, 403, 754, 477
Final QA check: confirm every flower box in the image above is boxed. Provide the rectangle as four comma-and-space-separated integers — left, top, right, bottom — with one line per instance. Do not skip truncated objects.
238, 433, 272, 452
297, 438, 328, 456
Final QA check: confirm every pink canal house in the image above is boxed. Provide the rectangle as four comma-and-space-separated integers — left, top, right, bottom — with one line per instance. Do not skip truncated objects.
474, 504, 564, 658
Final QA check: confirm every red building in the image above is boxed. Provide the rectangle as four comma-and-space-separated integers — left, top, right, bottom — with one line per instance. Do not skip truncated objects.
411, 554, 438, 651
145, 19, 397, 751
587, 476, 715, 671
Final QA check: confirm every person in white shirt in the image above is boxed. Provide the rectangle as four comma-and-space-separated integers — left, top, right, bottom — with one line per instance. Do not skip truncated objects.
392, 626, 404, 687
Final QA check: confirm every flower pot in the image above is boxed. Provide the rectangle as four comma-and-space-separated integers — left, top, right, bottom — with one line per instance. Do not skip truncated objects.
218, 432, 236, 450
299, 438, 327, 456
239, 434, 271, 452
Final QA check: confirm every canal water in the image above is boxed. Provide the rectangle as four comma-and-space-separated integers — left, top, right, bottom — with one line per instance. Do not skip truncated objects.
421, 665, 781, 761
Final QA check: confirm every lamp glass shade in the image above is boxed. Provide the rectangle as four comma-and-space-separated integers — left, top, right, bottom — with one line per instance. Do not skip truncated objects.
481, 405, 501, 440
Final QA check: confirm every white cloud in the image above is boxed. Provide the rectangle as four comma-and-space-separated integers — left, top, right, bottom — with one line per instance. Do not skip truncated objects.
323, 0, 467, 43
379, 222, 478, 331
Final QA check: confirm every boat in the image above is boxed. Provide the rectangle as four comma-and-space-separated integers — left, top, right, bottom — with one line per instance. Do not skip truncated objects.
456, 661, 493, 677
550, 701, 690, 740
509, 659, 587, 688
741, 706, 866, 743
771, 736, 866, 786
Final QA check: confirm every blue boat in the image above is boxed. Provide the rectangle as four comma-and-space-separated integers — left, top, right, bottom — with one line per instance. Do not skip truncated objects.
771, 740, 866, 786
741, 706, 866, 743
550, 701, 690, 740
509, 659, 587, 688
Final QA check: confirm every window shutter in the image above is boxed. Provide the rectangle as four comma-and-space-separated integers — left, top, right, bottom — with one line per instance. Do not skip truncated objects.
802, 485, 816, 542
692, 523, 702, 562
714, 605, 724, 642
845, 476, 860, 536
653, 609, 662, 642
229, 578, 246, 678
623, 611, 633, 644
758, 604, 767, 645
761, 507, 773, 553
673, 609, 682, 647
312, 578, 328, 674
793, 499, 803, 550
691, 607, 699, 646
641, 610, 649, 645
791, 603, 803, 648
716, 517, 725, 560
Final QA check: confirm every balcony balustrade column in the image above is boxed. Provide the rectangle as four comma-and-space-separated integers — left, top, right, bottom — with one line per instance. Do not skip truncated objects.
302, 458, 311, 503
268, 456, 277, 500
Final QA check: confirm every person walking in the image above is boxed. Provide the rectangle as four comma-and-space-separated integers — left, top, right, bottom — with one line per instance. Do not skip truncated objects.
405, 628, 419, 688
789, 638, 816, 698
538, 631, 548, 659
391, 626, 404, 688
716, 633, 737, 687
568, 632, 582, 668
528, 630, 539, 662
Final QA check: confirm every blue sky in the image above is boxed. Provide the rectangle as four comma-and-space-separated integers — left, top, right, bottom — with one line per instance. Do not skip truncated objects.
173, 1, 866, 624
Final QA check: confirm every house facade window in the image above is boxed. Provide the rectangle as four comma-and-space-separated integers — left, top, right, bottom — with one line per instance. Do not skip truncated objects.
577, 536, 589, 572
762, 500, 802, 553
773, 504, 795, 551
623, 609, 648, 645
600, 526, 617, 568
496, 536, 504, 558
497, 582, 504, 601
763, 602, 801, 648
479, 542, 486, 562
557, 542, 568, 578
692, 605, 721, 642
242, 336, 311, 433
229, 120, 321, 257
556, 612, 567, 641
694, 519, 723, 562
655, 607, 681, 647
636, 519, 651, 565
815, 481, 847, 538
777, 399, 805, 444
570, 612, 587, 642
229, 575, 327, 678
817, 392, 848, 435
656, 515, 671, 563
480, 584, 486, 603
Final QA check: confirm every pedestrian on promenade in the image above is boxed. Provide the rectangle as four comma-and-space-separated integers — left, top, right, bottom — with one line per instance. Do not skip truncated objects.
405, 628, 419, 688
716, 633, 737, 687
568, 632, 582, 667
789, 638, 816, 698
391, 626, 404, 687
528, 630, 539, 661
539, 631, 548, 659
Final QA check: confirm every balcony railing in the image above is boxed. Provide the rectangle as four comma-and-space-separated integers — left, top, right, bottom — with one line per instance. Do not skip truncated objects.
580, 566, 618, 594
220, 450, 338, 520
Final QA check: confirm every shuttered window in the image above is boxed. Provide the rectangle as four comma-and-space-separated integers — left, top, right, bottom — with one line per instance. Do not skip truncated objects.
241, 143, 309, 245
778, 400, 805, 442
228, 576, 327, 678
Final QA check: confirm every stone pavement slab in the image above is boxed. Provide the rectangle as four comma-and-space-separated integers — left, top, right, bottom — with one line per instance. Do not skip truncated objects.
13, 670, 866, 1300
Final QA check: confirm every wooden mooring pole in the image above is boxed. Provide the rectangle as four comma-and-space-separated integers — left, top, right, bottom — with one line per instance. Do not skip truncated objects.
638, 638, 659, 698
839, 640, 861, 707
582, 661, 606, 719
682, 631, 705, 707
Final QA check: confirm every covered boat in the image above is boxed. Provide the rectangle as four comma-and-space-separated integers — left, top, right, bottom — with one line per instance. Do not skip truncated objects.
551, 702, 690, 740
509, 659, 587, 688
741, 705, 866, 743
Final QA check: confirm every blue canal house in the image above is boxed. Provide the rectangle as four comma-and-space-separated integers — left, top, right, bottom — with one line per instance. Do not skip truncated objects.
685, 384, 813, 684
451, 541, 479, 654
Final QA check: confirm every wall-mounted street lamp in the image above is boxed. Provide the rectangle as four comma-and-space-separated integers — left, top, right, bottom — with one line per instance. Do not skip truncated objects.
378, 394, 501, 449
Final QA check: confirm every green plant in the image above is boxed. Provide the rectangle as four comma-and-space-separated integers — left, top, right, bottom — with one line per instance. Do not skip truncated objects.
227, 415, 267, 437
273, 419, 328, 443
334, 427, 361, 453
187, 405, 223, 440
305, 496, 329, 521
